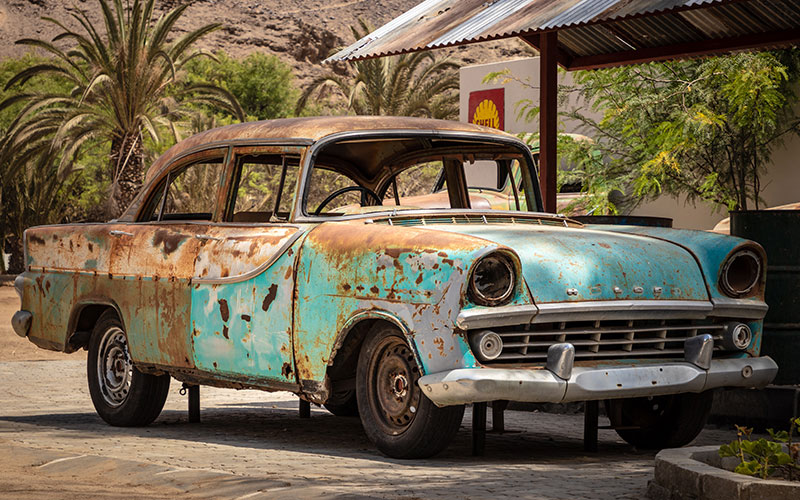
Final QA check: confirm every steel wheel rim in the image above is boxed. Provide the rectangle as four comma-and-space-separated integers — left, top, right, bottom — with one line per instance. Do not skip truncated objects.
368, 336, 421, 436
97, 326, 133, 408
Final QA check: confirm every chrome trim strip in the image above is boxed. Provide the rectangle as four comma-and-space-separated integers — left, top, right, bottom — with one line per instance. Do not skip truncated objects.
456, 304, 539, 330
418, 356, 778, 406
709, 298, 768, 319
456, 300, 717, 329
533, 300, 714, 323
192, 229, 306, 285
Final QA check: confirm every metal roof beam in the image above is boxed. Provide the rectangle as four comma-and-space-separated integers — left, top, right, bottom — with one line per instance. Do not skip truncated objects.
564, 27, 800, 71
520, 33, 574, 68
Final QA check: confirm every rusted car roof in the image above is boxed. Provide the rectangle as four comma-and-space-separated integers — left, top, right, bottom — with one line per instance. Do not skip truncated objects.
144, 116, 513, 183
326, 0, 800, 69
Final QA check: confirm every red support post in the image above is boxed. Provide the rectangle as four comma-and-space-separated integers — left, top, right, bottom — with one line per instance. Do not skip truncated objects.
539, 31, 558, 214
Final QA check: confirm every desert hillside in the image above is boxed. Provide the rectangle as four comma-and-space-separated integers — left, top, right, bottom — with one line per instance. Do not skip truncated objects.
0, 0, 529, 89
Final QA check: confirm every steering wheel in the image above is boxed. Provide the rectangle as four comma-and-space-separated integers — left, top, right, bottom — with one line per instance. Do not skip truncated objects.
314, 186, 382, 215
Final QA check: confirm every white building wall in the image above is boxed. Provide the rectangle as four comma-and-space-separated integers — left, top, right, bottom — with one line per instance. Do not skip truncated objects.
460, 57, 800, 230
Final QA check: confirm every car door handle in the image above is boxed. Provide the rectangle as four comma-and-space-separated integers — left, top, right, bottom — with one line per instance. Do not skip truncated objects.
195, 234, 222, 241
109, 230, 133, 237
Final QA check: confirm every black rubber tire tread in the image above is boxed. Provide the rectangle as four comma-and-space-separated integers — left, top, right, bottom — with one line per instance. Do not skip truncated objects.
608, 391, 714, 449
324, 390, 359, 417
87, 310, 170, 427
356, 325, 464, 459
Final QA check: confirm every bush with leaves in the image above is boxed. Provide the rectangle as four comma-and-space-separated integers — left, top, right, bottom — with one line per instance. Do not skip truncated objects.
564, 49, 800, 212
184, 51, 297, 121
720, 419, 800, 481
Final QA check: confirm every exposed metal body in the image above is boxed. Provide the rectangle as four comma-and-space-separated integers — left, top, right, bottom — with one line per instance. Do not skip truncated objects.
12, 117, 776, 410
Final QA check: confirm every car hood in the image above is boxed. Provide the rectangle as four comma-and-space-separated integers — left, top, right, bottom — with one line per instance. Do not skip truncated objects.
418, 223, 709, 303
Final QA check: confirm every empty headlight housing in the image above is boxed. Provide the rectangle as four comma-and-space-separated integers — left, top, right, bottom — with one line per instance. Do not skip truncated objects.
469, 252, 516, 306
720, 248, 762, 297
721, 322, 752, 351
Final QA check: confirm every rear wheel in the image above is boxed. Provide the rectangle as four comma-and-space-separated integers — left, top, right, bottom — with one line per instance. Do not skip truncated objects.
606, 391, 714, 449
356, 325, 464, 459
87, 311, 170, 427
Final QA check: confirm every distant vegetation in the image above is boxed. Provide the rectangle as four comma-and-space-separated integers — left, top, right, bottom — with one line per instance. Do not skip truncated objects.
0, 4, 462, 273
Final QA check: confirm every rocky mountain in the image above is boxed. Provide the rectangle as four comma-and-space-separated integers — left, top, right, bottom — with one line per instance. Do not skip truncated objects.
0, 0, 529, 90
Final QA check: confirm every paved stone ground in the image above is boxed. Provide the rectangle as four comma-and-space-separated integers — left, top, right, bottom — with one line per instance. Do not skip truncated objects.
0, 357, 747, 500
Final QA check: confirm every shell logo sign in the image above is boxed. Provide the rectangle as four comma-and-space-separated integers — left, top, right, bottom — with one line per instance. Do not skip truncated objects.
468, 88, 504, 130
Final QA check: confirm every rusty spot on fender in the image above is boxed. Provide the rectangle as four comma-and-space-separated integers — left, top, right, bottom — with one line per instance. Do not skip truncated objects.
282, 362, 293, 378
218, 299, 230, 322
342, 283, 351, 292
370, 286, 379, 294
599, 242, 611, 249
433, 337, 446, 357
222, 325, 229, 339
262, 283, 278, 311
152, 229, 188, 255
415, 273, 424, 285
241, 314, 251, 322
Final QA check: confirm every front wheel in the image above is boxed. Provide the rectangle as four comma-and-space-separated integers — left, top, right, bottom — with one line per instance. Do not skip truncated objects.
357, 325, 464, 459
87, 311, 170, 427
606, 391, 714, 449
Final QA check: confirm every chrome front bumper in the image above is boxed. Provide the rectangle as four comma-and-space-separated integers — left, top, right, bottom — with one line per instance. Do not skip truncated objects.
417, 356, 778, 406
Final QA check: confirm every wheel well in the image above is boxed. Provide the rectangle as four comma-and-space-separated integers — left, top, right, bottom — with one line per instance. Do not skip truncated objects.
66, 304, 117, 353
327, 318, 408, 402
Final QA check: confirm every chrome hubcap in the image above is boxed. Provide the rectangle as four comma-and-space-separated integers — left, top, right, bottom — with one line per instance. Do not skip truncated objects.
97, 327, 133, 407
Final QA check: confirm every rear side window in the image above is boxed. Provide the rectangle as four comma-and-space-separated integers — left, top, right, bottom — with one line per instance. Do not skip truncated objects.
142, 157, 225, 222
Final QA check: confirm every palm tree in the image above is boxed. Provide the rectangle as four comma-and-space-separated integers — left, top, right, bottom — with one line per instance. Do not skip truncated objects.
0, 0, 244, 218
296, 19, 459, 119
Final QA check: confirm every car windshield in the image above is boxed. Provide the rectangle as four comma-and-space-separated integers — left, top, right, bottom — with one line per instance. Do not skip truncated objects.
303, 136, 540, 216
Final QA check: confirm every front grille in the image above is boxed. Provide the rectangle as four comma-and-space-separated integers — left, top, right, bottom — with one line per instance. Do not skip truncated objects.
483, 319, 724, 363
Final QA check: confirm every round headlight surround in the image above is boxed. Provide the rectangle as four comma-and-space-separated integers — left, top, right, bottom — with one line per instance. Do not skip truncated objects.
469, 252, 516, 306
720, 248, 762, 298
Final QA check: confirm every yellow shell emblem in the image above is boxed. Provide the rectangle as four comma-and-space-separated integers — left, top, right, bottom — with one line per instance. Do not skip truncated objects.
473, 99, 500, 129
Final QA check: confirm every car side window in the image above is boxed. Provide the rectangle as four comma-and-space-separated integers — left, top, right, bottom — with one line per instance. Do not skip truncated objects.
229, 154, 299, 222
160, 159, 225, 221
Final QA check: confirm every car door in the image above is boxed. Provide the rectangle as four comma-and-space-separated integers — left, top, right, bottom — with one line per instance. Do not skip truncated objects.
190, 146, 306, 387
111, 148, 229, 369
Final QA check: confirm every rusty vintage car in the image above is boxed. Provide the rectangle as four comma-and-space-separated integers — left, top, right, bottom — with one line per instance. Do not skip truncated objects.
12, 117, 777, 458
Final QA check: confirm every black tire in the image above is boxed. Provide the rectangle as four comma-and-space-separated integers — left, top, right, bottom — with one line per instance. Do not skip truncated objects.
324, 389, 359, 417
87, 310, 170, 427
356, 325, 464, 459
606, 391, 714, 449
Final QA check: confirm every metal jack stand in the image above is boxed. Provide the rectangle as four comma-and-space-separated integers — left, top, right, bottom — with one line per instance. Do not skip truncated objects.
181, 383, 200, 423
491, 400, 509, 433
584, 400, 599, 452
299, 399, 311, 418
472, 402, 487, 456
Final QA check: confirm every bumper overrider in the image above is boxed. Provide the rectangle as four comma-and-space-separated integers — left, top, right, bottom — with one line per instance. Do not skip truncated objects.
418, 299, 778, 407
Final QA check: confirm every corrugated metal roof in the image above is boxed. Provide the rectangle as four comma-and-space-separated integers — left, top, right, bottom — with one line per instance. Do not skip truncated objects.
327, 0, 800, 67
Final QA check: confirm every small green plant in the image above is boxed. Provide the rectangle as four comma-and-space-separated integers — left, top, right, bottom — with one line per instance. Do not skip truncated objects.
719, 418, 800, 481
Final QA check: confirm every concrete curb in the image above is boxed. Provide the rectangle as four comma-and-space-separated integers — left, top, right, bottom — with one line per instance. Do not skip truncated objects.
648, 445, 800, 500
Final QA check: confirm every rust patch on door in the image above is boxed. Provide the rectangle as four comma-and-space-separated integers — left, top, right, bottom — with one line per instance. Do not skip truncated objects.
218, 298, 230, 322
261, 283, 279, 311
